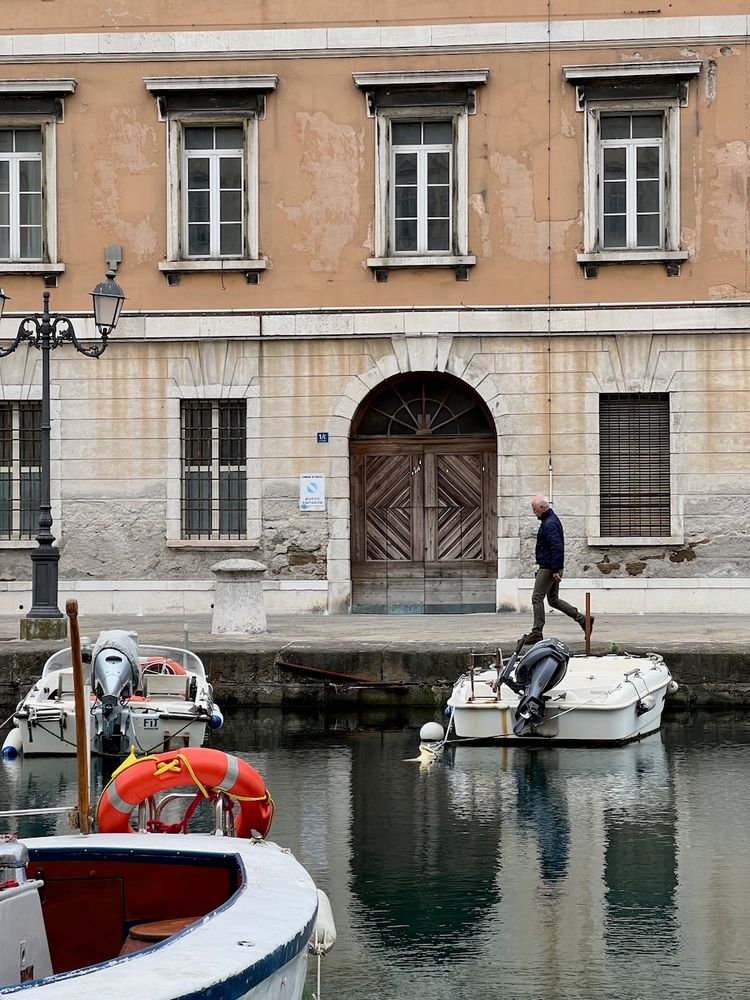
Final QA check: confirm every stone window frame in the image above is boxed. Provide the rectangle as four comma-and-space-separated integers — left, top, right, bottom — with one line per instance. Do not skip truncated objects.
353, 69, 488, 280
165, 377, 260, 549
0, 79, 74, 278
564, 61, 701, 277
144, 76, 277, 282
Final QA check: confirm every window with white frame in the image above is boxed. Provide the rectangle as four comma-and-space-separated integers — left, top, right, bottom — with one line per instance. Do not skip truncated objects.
391, 119, 453, 255
144, 76, 277, 276
0, 128, 43, 260
0, 78, 74, 274
599, 393, 670, 537
353, 70, 488, 276
0, 401, 41, 540
181, 399, 247, 540
563, 62, 700, 275
599, 112, 663, 250
183, 124, 244, 258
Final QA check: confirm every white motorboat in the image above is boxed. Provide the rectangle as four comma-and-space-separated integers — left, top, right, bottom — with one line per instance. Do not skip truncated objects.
0, 748, 335, 999
438, 635, 678, 746
2, 630, 223, 758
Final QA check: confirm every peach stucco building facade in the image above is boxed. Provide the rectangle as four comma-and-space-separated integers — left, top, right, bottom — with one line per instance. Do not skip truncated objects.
0, 1, 748, 615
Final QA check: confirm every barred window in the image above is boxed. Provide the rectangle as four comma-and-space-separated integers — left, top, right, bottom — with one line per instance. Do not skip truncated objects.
0, 401, 41, 539
599, 393, 670, 536
181, 399, 247, 539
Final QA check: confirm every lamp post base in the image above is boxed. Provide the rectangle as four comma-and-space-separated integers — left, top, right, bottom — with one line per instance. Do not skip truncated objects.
20, 617, 68, 641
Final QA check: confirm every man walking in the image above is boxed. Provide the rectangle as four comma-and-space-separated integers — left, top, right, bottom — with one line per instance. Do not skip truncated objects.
525, 495, 591, 645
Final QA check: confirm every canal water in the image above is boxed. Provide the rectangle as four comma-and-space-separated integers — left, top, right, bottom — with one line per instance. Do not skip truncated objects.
2, 709, 750, 1000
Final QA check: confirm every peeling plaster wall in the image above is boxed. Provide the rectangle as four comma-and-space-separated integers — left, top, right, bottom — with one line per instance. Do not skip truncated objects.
0, 4, 749, 611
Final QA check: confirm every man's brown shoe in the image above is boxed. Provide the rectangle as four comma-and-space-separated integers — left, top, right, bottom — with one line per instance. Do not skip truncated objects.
523, 631, 544, 646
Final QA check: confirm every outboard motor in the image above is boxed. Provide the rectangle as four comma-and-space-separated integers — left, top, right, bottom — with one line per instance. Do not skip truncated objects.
91, 630, 141, 755
500, 637, 570, 736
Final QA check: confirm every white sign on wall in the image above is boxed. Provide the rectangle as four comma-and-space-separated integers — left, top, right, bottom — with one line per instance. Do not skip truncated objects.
299, 473, 326, 511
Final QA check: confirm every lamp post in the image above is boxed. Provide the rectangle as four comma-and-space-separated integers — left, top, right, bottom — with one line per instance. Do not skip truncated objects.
0, 273, 126, 639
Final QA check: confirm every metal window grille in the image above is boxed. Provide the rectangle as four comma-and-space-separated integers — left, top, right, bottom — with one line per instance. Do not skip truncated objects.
0, 401, 41, 539
599, 393, 670, 536
181, 399, 247, 539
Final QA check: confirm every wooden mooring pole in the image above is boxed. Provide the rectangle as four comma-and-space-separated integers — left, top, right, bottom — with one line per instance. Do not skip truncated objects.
585, 592, 591, 657
66, 599, 91, 834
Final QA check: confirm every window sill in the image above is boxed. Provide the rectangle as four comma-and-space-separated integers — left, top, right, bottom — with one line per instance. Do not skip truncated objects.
158, 259, 267, 284
0, 262, 66, 275
577, 250, 688, 278
167, 539, 260, 549
587, 535, 684, 547
0, 540, 37, 549
367, 255, 476, 281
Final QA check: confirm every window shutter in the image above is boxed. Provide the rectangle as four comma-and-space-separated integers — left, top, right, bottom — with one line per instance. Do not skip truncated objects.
599, 394, 670, 536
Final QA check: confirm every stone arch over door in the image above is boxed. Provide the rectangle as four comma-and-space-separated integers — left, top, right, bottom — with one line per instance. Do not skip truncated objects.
349, 372, 497, 614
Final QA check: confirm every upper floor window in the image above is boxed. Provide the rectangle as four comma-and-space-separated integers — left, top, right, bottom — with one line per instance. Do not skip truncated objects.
564, 61, 700, 276
599, 113, 662, 251
181, 399, 247, 540
183, 125, 243, 258
0, 129, 43, 260
0, 78, 74, 275
353, 69, 488, 279
0, 401, 41, 540
391, 120, 452, 255
145, 75, 277, 279
599, 393, 670, 538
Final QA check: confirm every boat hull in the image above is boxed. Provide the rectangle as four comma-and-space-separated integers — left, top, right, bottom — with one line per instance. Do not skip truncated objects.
9, 709, 209, 757
446, 653, 673, 745
0, 834, 318, 999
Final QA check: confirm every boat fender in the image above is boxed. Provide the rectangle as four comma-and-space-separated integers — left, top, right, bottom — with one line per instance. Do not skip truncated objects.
668, 680, 679, 694
96, 746, 274, 838
209, 707, 224, 730
1, 728, 22, 759
308, 889, 337, 956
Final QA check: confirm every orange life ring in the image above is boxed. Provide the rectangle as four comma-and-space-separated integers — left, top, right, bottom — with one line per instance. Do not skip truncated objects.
96, 747, 274, 838
140, 657, 186, 676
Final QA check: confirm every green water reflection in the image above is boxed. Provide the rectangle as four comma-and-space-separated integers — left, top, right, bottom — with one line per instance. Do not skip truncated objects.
2, 710, 750, 999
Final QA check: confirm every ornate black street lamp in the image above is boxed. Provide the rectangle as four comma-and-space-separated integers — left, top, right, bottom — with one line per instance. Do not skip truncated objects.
0, 274, 126, 636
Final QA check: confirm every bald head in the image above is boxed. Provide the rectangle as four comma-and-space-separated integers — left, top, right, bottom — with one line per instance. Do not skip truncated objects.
531, 495, 550, 518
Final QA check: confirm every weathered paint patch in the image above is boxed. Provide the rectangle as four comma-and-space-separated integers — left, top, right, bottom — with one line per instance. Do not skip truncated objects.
707, 142, 750, 255
280, 112, 362, 272
489, 152, 575, 262
91, 108, 158, 260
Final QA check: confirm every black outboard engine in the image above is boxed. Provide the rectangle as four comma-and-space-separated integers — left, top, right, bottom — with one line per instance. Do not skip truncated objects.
500, 637, 570, 736
91, 630, 141, 755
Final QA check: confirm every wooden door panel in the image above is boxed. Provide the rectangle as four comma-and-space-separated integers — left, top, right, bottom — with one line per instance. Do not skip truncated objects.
426, 453, 487, 562
351, 440, 496, 613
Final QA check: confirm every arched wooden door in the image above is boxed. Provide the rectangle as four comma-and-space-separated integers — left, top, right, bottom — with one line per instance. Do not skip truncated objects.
350, 374, 497, 614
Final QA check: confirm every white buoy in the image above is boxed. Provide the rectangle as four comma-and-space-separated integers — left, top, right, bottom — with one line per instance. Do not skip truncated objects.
2, 727, 22, 759
668, 680, 679, 694
419, 722, 445, 742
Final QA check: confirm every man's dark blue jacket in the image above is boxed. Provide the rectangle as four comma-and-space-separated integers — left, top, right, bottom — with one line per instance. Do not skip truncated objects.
535, 508, 564, 572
